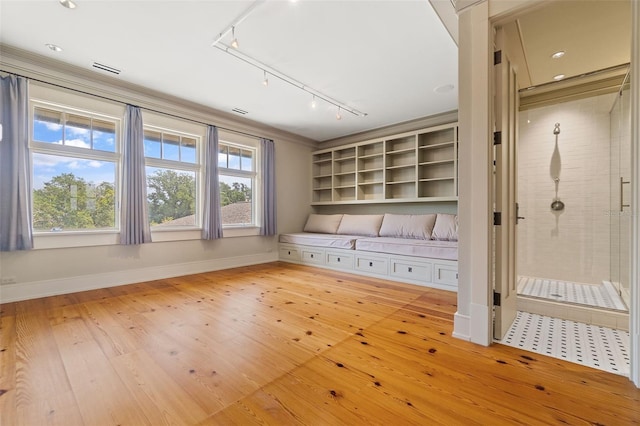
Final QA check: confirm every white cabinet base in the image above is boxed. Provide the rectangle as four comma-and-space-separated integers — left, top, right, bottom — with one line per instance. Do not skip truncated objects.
279, 243, 457, 292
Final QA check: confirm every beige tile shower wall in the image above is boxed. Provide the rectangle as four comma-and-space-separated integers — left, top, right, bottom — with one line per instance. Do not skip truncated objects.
517, 93, 617, 284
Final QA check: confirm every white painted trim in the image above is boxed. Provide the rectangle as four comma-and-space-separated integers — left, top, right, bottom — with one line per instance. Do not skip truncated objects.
429, 0, 458, 46
453, 312, 470, 340
0, 253, 277, 303
455, 0, 493, 347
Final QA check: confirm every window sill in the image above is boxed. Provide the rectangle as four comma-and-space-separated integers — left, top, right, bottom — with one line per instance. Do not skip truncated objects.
30, 225, 262, 249
223, 226, 261, 238
33, 231, 120, 249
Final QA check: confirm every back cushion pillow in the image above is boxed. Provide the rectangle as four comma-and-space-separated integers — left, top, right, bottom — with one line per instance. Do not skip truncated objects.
336, 214, 384, 236
379, 214, 437, 240
303, 214, 343, 234
431, 214, 458, 241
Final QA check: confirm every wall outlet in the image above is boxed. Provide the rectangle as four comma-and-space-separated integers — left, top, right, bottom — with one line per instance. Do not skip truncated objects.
1, 276, 16, 285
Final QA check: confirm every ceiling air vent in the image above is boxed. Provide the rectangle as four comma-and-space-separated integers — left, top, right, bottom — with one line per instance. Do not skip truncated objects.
232, 108, 248, 115
91, 62, 121, 75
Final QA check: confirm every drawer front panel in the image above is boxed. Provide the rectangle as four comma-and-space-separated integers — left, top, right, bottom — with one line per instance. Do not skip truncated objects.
279, 247, 301, 262
326, 252, 354, 269
434, 264, 458, 286
301, 249, 324, 264
391, 260, 432, 282
355, 256, 388, 275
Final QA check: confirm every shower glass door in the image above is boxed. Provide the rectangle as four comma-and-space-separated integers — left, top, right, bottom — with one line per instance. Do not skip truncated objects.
609, 73, 631, 311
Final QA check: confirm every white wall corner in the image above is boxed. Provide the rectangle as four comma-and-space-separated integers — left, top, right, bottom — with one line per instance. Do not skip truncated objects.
0, 252, 278, 303
453, 311, 471, 340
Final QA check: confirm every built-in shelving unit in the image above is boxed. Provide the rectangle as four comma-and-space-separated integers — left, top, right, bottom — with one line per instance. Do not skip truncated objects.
311, 123, 458, 204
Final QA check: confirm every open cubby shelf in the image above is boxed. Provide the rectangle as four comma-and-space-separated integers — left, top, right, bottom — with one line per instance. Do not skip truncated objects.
312, 122, 458, 204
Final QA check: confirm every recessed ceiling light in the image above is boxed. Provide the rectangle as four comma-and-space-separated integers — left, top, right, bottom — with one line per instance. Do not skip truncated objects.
59, 0, 77, 9
553, 74, 565, 81
45, 43, 63, 52
434, 84, 455, 93
551, 51, 565, 59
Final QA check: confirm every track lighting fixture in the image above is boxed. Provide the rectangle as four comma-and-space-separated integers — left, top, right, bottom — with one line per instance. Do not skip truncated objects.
45, 43, 63, 52
211, 0, 367, 119
231, 27, 239, 49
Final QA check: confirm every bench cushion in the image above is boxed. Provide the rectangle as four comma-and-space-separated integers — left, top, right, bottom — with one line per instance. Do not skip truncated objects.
279, 233, 359, 250
379, 213, 436, 240
432, 214, 458, 241
355, 237, 458, 261
337, 214, 384, 236
303, 214, 343, 234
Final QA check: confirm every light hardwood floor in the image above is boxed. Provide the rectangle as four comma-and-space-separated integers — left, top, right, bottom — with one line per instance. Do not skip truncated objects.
1, 262, 638, 425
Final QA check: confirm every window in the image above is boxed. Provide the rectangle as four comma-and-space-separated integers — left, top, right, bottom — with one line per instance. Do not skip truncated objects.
31, 105, 119, 233
143, 127, 199, 228
218, 142, 257, 227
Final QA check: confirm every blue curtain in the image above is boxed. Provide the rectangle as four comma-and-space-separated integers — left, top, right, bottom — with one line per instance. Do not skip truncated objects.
260, 138, 276, 236
0, 75, 33, 251
120, 105, 151, 245
202, 125, 223, 239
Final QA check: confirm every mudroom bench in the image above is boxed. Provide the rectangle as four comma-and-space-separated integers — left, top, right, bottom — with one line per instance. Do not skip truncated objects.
278, 213, 458, 292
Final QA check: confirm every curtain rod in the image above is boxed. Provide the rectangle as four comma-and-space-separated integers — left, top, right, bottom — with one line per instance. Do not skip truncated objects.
0, 69, 266, 141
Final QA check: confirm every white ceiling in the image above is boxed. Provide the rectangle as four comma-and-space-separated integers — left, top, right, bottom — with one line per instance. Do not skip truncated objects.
0, 0, 459, 142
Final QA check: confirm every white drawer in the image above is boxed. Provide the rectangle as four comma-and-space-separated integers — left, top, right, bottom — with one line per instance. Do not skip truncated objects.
326, 251, 354, 270
301, 248, 324, 264
434, 263, 458, 286
355, 255, 388, 275
279, 246, 301, 262
390, 259, 432, 283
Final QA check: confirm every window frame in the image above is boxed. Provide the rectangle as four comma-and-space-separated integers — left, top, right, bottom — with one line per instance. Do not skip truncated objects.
218, 133, 261, 236
29, 98, 122, 248
143, 124, 202, 233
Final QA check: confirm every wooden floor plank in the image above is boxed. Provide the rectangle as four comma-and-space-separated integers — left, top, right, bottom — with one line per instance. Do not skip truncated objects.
1, 262, 639, 425
111, 349, 209, 424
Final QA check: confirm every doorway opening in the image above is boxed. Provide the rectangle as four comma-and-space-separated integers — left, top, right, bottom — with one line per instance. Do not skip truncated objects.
492, 0, 632, 377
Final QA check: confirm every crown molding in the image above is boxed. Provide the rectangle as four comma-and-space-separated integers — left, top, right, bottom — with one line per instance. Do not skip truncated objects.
317, 110, 458, 149
0, 44, 318, 148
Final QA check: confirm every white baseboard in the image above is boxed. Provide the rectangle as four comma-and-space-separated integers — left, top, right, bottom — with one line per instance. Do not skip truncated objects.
453, 311, 470, 341
0, 252, 278, 303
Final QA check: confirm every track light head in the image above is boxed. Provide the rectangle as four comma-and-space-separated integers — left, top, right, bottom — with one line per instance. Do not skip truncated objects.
310, 96, 317, 109
231, 27, 239, 49
263, 70, 269, 86
59, 0, 77, 9
336, 107, 342, 120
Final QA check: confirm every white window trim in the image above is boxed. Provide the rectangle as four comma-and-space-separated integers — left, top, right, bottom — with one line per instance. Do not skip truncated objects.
218, 138, 261, 234
142, 120, 204, 240
30, 96, 123, 249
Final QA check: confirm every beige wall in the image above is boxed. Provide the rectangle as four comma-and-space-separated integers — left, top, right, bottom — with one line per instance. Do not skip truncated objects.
0, 49, 315, 301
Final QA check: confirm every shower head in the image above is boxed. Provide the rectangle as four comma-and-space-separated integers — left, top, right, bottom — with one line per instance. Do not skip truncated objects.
553, 123, 561, 135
